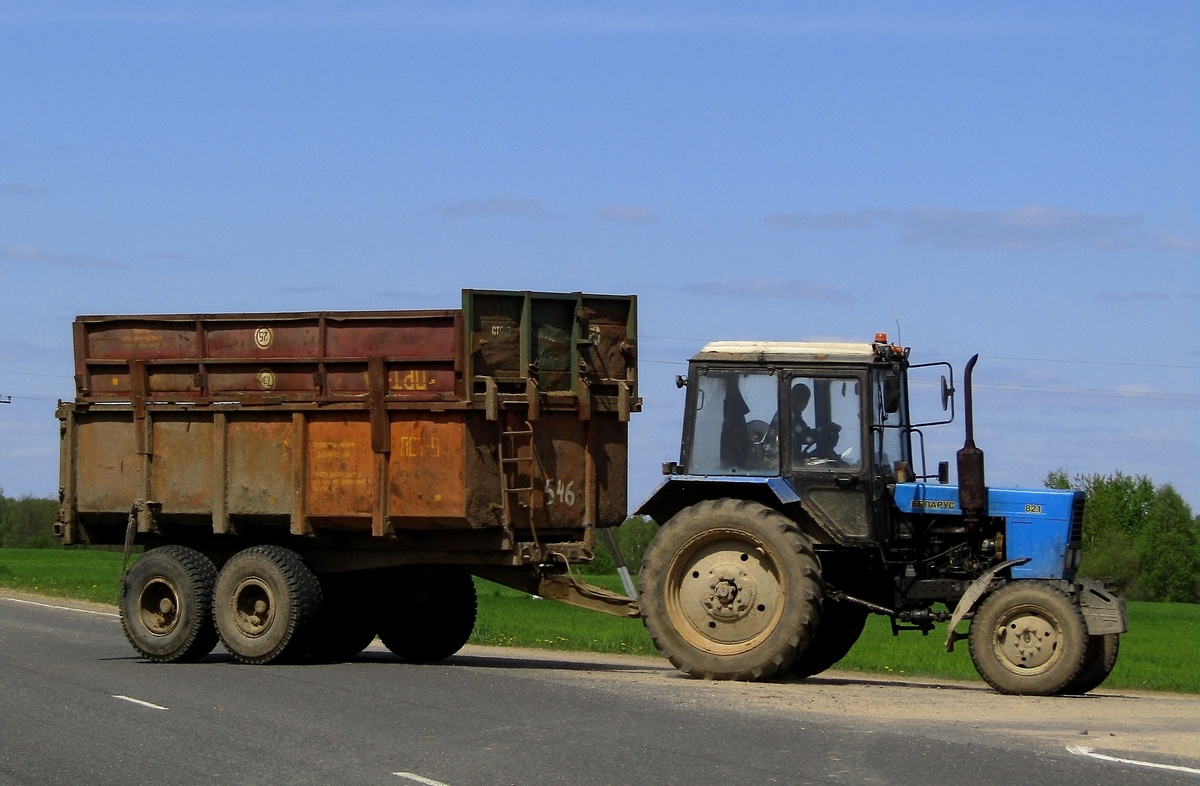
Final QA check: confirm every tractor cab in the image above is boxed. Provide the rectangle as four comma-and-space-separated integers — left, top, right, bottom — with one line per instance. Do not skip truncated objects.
643, 334, 950, 547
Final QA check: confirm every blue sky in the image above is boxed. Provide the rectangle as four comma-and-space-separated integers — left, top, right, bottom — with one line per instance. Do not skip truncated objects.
2, 2, 1198, 512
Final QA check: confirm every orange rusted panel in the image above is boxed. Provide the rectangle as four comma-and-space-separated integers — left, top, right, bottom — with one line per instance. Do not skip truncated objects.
151, 417, 214, 513
74, 415, 140, 512
305, 418, 375, 518
388, 414, 467, 522
226, 416, 294, 516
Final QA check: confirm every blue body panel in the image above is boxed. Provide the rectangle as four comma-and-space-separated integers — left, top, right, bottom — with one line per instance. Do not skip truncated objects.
892, 484, 1083, 580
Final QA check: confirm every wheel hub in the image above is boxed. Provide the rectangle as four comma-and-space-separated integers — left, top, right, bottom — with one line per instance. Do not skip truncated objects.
231, 578, 276, 638
137, 578, 182, 637
669, 535, 781, 651
703, 563, 758, 621
996, 612, 1059, 671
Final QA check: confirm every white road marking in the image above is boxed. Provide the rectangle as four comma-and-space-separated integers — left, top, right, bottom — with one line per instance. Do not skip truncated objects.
393, 772, 454, 786
1, 597, 119, 618
112, 695, 169, 711
1067, 746, 1200, 776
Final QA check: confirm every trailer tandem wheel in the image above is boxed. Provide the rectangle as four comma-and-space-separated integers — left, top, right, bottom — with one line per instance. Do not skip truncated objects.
967, 581, 1088, 695
214, 545, 322, 665
377, 566, 477, 663
120, 545, 220, 663
304, 573, 380, 663
640, 499, 823, 681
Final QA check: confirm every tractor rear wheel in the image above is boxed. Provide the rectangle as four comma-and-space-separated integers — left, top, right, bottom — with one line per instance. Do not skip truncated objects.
968, 581, 1087, 695
640, 499, 822, 681
214, 545, 322, 665
120, 545, 219, 663
789, 603, 868, 679
377, 566, 477, 663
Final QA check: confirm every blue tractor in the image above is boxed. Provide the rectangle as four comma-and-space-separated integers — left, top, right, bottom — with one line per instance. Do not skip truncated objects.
635, 336, 1126, 695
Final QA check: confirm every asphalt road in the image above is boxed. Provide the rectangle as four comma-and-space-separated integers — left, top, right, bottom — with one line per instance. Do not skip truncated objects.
1, 593, 1197, 786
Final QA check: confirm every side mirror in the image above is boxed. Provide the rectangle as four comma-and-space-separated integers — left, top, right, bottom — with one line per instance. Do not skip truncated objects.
940, 376, 954, 412
883, 375, 902, 413
675, 375, 688, 389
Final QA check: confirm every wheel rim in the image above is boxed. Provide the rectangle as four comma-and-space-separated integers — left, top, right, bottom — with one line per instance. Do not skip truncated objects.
991, 603, 1064, 675
664, 529, 784, 655
229, 577, 277, 639
137, 577, 182, 637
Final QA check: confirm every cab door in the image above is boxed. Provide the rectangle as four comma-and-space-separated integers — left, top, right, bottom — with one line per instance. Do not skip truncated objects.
784, 371, 875, 544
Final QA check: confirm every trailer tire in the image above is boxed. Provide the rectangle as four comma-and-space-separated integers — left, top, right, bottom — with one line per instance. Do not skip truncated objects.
1058, 633, 1120, 695
640, 499, 822, 681
789, 603, 868, 679
120, 545, 219, 663
214, 545, 322, 665
305, 573, 379, 663
968, 581, 1088, 695
377, 566, 477, 663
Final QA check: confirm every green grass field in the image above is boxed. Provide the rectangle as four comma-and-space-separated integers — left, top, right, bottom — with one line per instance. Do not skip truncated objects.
2, 548, 1195, 693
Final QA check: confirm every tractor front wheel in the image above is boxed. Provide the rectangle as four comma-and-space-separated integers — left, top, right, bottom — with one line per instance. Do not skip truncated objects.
968, 581, 1088, 695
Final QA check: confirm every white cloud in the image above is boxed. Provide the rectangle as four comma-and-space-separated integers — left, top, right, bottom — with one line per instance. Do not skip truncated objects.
1152, 232, 1200, 255
436, 196, 565, 222
0, 183, 47, 197
685, 277, 854, 302
0, 243, 122, 269
592, 204, 660, 224
765, 205, 1164, 252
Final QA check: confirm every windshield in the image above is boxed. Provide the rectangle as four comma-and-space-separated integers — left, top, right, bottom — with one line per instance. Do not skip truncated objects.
787, 376, 863, 470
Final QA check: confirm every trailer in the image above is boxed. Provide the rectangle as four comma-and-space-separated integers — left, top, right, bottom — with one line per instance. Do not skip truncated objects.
56, 290, 639, 664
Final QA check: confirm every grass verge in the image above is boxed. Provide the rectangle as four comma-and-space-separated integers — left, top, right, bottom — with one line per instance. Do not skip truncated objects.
2, 548, 1195, 693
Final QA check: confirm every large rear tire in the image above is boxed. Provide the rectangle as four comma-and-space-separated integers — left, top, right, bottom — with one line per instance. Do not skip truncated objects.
214, 545, 322, 665
968, 581, 1088, 695
640, 499, 822, 681
1058, 633, 1120, 695
305, 573, 379, 663
120, 545, 219, 663
789, 603, 868, 679
377, 566, 477, 663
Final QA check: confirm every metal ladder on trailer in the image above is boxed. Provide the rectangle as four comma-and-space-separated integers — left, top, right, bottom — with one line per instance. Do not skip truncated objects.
498, 421, 536, 529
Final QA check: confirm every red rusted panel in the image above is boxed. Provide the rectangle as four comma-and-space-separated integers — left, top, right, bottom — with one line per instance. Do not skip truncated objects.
208, 364, 321, 395
205, 320, 322, 358
83, 321, 198, 360
325, 315, 458, 359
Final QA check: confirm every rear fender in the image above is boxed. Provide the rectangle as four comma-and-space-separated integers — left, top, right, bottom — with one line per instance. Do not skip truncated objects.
634, 475, 800, 527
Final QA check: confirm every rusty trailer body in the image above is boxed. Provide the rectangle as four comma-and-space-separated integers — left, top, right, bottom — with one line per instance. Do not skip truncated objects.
56, 290, 640, 665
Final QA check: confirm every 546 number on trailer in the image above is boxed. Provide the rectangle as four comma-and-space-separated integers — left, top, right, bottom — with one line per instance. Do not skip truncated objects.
543, 478, 577, 507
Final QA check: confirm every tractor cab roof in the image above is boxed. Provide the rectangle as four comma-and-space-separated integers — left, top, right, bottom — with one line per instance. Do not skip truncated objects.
693, 338, 907, 366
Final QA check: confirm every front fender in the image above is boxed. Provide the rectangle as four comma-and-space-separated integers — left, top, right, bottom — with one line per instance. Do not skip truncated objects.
634, 475, 801, 525
943, 558, 1031, 652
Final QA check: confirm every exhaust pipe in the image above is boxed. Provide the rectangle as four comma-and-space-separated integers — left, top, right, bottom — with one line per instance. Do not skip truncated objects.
957, 354, 986, 520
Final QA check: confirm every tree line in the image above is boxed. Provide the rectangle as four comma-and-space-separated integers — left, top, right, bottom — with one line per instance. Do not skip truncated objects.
0, 490, 60, 549
1045, 470, 1200, 604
